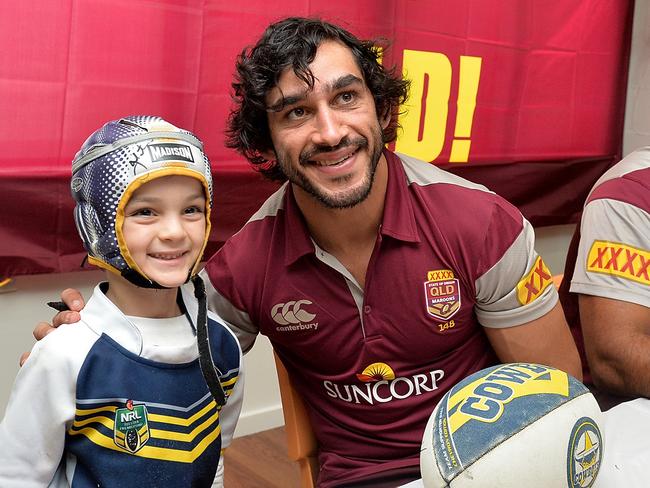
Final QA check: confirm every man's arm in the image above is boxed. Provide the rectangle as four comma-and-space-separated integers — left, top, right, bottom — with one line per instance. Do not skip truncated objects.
579, 294, 650, 396
484, 302, 583, 380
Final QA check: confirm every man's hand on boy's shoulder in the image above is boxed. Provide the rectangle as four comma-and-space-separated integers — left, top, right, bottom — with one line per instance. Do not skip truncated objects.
51, 288, 85, 327
20, 288, 86, 366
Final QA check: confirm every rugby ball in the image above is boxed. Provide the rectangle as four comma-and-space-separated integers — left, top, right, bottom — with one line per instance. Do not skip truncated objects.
420, 363, 603, 488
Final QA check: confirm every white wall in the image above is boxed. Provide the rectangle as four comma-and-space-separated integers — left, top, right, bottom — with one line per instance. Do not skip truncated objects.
623, 0, 650, 156
2, 3, 649, 435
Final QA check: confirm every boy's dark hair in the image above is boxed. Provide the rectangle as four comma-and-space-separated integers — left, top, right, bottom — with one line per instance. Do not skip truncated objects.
226, 17, 410, 181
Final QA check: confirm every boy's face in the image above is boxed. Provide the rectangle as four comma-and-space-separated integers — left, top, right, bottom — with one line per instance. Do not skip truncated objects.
122, 175, 206, 288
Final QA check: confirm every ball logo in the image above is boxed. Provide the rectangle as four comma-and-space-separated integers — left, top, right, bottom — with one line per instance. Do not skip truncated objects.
271, 300, 316, 325
567, 417, 602, 488
448, 363, 568, 430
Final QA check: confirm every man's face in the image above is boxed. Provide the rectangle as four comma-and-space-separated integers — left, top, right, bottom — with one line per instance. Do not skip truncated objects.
265, 40, 388, 209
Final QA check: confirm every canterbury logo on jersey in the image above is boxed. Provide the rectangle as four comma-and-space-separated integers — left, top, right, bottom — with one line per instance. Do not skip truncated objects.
516, 256, 552, 305
587, 240, 650, 285
271, 300, 317, 325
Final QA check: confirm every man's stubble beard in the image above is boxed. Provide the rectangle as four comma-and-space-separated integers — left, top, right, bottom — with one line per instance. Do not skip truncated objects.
275, 123, 385, 209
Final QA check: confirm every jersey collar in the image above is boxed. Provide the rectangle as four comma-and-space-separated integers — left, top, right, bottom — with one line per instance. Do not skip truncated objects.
282, 149, 420, 266
380, 150, 420, 243
80, 283, 144, 356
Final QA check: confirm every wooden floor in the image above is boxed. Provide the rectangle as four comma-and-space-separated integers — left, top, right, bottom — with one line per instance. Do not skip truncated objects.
224, 426, 301, 487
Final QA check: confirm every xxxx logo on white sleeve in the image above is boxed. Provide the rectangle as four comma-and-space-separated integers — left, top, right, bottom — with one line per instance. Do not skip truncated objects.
587, 240, 650, 285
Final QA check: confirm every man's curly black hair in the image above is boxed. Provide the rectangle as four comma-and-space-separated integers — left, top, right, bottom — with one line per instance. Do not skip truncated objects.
226, 17, 410, 181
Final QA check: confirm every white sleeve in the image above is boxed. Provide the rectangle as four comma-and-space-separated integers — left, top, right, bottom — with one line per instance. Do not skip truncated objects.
475, 218, 558, 328
218, 358, 245, 450
200, 268, 259, 354
210, 353, 244, 488
211, 456, 225, 488
0, 324, 89, 487
570, 198, 650, 308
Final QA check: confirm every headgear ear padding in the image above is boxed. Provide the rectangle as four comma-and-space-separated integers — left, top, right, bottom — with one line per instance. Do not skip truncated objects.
420, 363, 604, 488
71, 115, 212, 287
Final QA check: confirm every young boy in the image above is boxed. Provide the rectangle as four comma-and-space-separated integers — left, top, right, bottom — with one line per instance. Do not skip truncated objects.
0, 116, 243, 487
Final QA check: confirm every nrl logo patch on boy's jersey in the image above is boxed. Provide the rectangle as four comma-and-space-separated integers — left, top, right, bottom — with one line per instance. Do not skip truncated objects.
114, 400, 150, 453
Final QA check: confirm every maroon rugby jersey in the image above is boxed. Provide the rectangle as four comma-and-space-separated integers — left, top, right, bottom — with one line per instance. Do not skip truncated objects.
561, 147, 650, 388
203, 150, 557, 487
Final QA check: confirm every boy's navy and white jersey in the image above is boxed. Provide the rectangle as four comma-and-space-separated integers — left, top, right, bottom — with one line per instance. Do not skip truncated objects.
0, 283, 243, 488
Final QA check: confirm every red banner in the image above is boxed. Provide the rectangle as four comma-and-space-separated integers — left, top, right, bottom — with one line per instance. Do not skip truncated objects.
0, 1, 633, 276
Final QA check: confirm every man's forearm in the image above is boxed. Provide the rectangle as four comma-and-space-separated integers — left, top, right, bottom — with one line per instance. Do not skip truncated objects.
580, 294, 650, 397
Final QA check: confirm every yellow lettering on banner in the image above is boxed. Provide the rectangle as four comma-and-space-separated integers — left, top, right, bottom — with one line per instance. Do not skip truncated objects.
449, 56, 482, 162
516, 256, 552, 305
587, 240, 650, 285
447, 365, 569, 433
396, 50, 451, 161
395, 51, 482, 163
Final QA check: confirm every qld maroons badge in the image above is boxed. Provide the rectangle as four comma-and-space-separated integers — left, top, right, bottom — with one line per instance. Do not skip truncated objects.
424, 269, 461, 320
114, 399, 150, 453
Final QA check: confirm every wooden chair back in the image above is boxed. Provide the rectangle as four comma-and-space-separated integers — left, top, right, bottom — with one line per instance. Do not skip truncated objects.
274, 352, 319, 488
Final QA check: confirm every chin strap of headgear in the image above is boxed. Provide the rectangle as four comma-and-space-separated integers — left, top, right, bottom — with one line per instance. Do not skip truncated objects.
192, 274, 227, 408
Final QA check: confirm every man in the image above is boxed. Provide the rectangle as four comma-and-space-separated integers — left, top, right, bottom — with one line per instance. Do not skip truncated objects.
39, 17, 581, 488
560, 147, 650, 410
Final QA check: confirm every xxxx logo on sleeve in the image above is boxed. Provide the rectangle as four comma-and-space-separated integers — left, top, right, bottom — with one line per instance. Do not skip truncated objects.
114, 399, 149, 454
424, 269, 461, 320
516, 256, 552, 305
587, 240, 650, 285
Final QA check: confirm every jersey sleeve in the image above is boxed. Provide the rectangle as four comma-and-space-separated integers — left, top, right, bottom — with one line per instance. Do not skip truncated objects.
201, 258, 259, 354
0, 324, 87, 486
474, 203, 558, 328
570, 198, 650, 308
211, 457, 225, 488
217, 345, 245, 452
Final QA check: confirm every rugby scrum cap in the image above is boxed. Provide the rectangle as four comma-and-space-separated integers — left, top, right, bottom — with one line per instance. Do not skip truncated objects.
71, 115, 213, 289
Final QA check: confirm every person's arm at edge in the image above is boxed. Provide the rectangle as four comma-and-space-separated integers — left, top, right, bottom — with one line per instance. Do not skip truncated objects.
21, 288, 86, 366
484, 301, 583, 381
1, 329, 76, 485
579, 294, 650, 396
